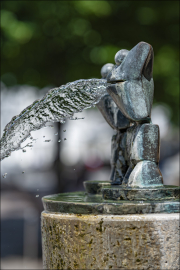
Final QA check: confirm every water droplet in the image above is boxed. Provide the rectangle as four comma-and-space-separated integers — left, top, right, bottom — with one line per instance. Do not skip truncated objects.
36, 195, 39, 198
63, 130, 66, 132
54, 133, 58, 136
58, 140, 61, 143
22, 171, 25, 174
2, 173, 7, 178
22, 149, 26, 153
43, 136, 45, 138
44, 140, 51, 142
30, 136, 33, 140
37, 189, 39, 191
74, 169, 75, 170
64, 138, 67, 141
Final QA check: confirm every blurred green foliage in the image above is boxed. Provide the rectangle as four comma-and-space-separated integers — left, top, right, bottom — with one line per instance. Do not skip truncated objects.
1, 1, 179, 125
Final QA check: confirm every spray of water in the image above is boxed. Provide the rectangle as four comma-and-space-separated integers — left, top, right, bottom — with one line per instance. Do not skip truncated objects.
0, 79, 107, 160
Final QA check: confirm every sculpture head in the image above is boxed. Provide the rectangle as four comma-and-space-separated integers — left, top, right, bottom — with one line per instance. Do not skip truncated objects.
106, 42, 154, 122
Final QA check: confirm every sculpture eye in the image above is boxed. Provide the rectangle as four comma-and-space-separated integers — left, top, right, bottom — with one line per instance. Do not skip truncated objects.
115, 49, 129, 65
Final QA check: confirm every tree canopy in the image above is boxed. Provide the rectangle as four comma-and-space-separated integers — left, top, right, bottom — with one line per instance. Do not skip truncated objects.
1, 1, 179, 125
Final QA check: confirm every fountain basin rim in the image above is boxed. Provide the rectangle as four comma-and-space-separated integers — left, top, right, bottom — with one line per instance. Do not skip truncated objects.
42, 191, 180, 215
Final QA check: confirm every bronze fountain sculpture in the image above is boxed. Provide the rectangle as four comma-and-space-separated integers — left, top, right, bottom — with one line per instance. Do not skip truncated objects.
98, 42, 162, 188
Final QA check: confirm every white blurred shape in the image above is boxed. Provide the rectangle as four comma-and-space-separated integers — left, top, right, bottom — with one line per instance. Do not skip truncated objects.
60, 109, 114, 166
162, 153, 179, 186
151, 104, 171, 138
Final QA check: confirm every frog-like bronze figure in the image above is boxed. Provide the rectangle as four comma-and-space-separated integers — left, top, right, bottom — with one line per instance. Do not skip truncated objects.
97, 42, 163, 188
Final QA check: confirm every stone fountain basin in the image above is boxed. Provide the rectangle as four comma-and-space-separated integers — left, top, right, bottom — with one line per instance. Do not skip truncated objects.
42, 181, 180, 215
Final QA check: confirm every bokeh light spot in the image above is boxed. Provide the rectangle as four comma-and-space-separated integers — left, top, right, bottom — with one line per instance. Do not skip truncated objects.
74, 1, 112, 17
84, 30, 101, 47
136, 7, 157, 25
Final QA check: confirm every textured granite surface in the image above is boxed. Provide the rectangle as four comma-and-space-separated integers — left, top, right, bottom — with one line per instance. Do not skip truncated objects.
42, 212, 179, 269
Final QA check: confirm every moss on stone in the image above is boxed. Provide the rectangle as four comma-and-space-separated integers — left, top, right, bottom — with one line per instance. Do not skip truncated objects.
96, 219, 103, 232
74, 260, 79, 268
89, 239, 93, 244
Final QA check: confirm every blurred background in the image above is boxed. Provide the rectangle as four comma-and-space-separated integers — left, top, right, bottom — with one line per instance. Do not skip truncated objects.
1, 1, 179, 269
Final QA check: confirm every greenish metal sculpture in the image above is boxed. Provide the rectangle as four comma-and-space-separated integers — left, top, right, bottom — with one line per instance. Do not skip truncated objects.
42, 42, 179, 215
97, 42, 162, 188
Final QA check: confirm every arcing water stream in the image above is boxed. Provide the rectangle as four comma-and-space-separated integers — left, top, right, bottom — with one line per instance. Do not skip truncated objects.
0, 79, 108, 161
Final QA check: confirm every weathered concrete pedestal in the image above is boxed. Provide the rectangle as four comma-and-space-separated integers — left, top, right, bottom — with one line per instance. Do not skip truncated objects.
42, 212, 179, 269
41, 181, 180, 269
